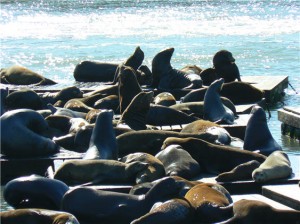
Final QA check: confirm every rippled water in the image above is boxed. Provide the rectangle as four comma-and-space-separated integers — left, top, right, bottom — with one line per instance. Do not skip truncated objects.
0, 0, 299, 211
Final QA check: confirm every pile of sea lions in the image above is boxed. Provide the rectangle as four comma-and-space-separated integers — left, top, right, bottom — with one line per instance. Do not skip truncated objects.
1, 47, 299, 223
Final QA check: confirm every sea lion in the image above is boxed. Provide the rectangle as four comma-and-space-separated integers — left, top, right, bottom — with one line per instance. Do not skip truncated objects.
83, 109, 118, 160
53, 159, 148, 186
151, 48, 202, 90
161, 137, 266, 174
224, 199, 300, 224
0, 87, 9, 115
146, 104, 198, 126
252, 151, 292, 182
4, 88, 44, 110
199, 67, 219, 86
181, 81, 264, 105
184, 183, 233, 223
153, 92, 176, 107
131, 198, 194, 224
244, 106, 282, 156
116, 130, 217, 157
1, 109, 59, 157
213, 50, 241, 83
61, 177, 184, 224
93, 94, 120, 113
216, 160, 261, 182
136, 64, 153, 86
120, 152, 166, 184
118, 91, 154, 130
155, 144, 201, 179
203, 78, 235, 124
47, 103, 87, 119
0, 65, 56, 85
3, 175, 69, 210
0, 208, 79, 224
181, 64, 202, 75
63, 98, 94, 113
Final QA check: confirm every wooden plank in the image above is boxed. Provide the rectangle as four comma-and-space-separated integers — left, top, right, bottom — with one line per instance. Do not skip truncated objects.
242, 75, 288, 104
231, 194, 295, 210
278, 107, 300, 129
262, 184, 300, 210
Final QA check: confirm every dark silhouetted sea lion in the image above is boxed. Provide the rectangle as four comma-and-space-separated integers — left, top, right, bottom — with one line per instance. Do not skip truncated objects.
1, 109, 59, 157
155, 144, 201, 179
213, 50, 241, 83
61, 177, 184, 224
216, 160, 261, 182
224, 199, 300, 224
131, 198, 194, 224
252, 150, 292, 182
203, 78, 235, 124
185, 183, 233, 223
117, 130, 217, 157
54, 159, 148, 186
0, 87, 9, 115
83, 109, 118, 160
94, 94, 119, 113
244, 106, 282, 156
120, 152, 166, 184
3, 175, 69, 210
181, 81, 264, 105
0, 208, 79, 224
0, 65, 56, 85
151, 48, 202, 90
162, 137, 266, 174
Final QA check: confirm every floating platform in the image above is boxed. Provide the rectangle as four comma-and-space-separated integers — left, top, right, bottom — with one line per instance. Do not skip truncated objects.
242, 75, 288, 104
262, 184, 300, 210
278, 106, 300, 140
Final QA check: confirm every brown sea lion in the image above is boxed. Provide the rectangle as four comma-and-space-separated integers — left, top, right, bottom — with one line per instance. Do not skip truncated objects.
216, 160, 261, 182
155, 144, 201, 179
116, 130, 217, 157
185, 183, 233, 223
93, 94, 119, 113
0, 208, 79, 224
223, 199, 300, 224
63, 98, 94, 113
153, 92, 176, 107
131, 198, 194, 224
252, 150, 292, 182
162, 137, 266, 174
0, 65, 56, 85
53, 159, 148, 186
120, 152, 166, 184
47, 103, 87, 119
1, 109, 59, 157
61, 177, 184, 224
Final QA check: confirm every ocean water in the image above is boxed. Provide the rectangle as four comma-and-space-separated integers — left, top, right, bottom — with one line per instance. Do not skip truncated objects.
0, 0, 299, 211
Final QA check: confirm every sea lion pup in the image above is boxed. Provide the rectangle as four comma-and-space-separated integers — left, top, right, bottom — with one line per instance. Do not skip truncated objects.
0, 208, 80, 224
181, 81, 264, 105
155, 144, 201, 179
118, 91, 154, 130
83, 109, 118, 160
117, 65, 143, 113
216, 160, 261, 182
153, 92, 176, 107
47, 103, 87, 119
116, 130, 217, 157
252, 150, 292, 183
3, 175, 69, 210
180, 119, 233, 145
161, 137, 266, 174
54, 159, 148, 186
222, 199, 300, 224
0, 65, 56, 85
213, 50, 241, 83
4, 88, 44, 110
203, 78, 235, 124
184, 183, 233, 223
1, 109, 59, 157
61, 177, 184, 224
131, 198, 194, 224
120, 152, 166, 184
151, 47, 202, 90
244, 105, 282, 156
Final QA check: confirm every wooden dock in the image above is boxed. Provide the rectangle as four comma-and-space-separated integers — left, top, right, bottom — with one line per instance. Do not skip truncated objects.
278, 106, 300, 139
242, 75, 288, 104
